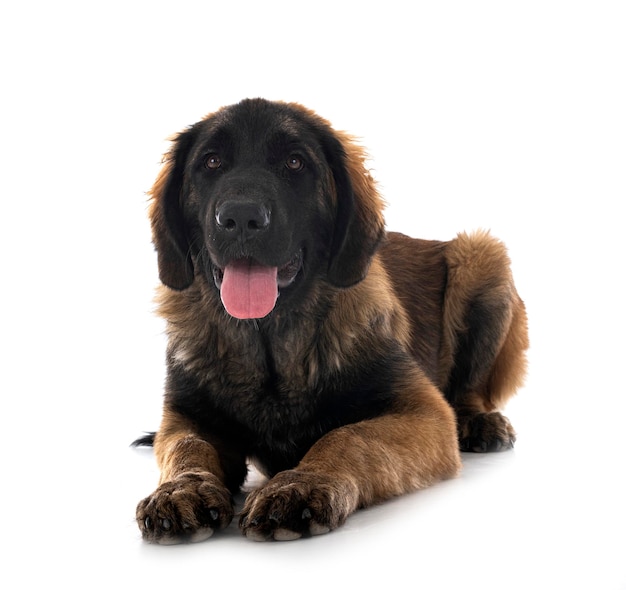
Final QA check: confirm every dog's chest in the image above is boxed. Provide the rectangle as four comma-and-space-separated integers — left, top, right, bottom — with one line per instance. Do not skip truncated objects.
170, 320, 321, 399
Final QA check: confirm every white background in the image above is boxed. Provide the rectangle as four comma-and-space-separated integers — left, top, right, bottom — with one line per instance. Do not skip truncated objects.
2, 1, 625, 588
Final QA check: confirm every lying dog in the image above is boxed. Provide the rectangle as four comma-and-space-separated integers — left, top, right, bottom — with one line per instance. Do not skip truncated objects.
134, 98, 528, 543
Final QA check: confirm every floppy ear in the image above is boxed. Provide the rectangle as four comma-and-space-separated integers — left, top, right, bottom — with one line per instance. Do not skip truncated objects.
148, 129, 197, 290
325, 131, 386, 288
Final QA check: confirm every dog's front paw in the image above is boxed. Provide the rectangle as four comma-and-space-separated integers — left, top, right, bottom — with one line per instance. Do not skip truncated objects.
136, 472, 233, 544
239, 470, 358, 541
458, 411, 516, 452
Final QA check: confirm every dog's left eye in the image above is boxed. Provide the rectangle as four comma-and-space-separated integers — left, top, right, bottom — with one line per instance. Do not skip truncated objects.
286, 155, 305, 172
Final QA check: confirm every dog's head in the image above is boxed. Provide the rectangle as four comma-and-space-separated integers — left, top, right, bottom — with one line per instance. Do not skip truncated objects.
149, 98, 385, 319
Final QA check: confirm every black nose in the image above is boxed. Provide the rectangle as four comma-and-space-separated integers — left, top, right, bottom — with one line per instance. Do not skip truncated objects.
215, 201, 271, 233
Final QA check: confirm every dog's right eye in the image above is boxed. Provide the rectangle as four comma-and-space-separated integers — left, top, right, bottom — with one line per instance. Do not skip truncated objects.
205, 154, 222, 170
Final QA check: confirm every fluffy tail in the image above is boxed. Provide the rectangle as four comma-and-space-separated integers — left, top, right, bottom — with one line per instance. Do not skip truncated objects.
131, 432, 155, 447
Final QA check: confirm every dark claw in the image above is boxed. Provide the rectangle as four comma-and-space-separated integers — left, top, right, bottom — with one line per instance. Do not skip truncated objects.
209, 509, 219, 522
302, 508, 312, 521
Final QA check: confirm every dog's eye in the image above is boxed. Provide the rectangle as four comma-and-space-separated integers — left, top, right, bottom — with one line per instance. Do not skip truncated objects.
286, 155, 304, 172
205, 154, 222, 170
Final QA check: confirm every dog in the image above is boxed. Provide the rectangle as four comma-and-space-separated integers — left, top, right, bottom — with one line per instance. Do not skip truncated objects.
134, 98, 528, 543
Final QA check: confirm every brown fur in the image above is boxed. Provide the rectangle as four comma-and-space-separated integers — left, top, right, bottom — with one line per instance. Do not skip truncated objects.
134, 99, 528, 543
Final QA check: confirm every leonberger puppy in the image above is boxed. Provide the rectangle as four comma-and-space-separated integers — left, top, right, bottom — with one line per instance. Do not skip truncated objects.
134, 98, 528, 544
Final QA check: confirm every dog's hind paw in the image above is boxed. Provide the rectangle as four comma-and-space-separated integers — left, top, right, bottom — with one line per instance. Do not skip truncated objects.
458, 411, 516, 453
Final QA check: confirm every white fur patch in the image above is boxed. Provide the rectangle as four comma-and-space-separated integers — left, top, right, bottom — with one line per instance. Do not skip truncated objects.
273, 528, 302, 541
189, 527, 215, 543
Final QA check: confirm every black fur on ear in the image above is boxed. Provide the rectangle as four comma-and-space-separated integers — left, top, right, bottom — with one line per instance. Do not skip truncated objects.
149, 128, 198, 290
322, 130, 386, 288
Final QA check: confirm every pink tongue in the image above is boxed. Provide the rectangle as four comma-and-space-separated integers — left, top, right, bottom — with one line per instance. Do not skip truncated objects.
220, 260, 278, 319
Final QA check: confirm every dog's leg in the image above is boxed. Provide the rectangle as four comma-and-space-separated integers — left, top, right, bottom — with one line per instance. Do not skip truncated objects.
239, 376, 461, 541
441, 231, 529, 452
136, 409, 246, 544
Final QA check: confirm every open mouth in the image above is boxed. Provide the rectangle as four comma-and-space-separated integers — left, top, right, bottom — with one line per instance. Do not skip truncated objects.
212, 249, 303, 319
